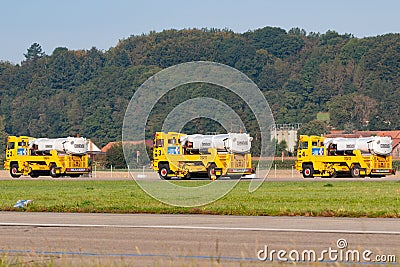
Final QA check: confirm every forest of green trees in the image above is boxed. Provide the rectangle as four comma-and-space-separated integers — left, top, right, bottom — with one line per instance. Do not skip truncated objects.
0, 26, 399, 150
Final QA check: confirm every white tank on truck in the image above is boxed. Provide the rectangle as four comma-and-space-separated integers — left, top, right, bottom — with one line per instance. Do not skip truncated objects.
180, 133, 252, 154
324, 136, 392, 156
30, 137, 88, 155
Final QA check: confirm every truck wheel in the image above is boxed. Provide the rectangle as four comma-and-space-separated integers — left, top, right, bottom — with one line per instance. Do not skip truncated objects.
10, 164, 21, 178
50, 164, 60, 178
207, 163, 218, 180
159, 164, 171, 180
182, 172, 191, 180
351, 165, 361, 178
302, 165, 314, 178
30, 172, 39, 178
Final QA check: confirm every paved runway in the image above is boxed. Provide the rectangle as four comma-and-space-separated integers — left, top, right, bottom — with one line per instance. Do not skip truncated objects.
0, 212, 399, 266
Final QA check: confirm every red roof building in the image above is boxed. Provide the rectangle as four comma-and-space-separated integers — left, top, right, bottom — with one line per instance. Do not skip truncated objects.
101, 140, 153, 153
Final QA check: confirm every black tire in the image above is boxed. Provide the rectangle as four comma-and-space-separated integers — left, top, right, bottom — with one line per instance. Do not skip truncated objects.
50, 163, 60, 178
159, 164, 171, 180
207, 163, 218, 180
302, 164, 314, 178
10, 164, 21, 178
350, 165, 361, 178
330, 169, 337, 178
30, 172, 39, 178
182, 172, 191, 180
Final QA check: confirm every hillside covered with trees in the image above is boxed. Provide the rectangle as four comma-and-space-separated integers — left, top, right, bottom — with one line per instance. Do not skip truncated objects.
0, 26, 399, 149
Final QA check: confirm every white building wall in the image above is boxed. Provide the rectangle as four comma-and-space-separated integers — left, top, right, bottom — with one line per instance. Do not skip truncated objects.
270, 124, 301, 153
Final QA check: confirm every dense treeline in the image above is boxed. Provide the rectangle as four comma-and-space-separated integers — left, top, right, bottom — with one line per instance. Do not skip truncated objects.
0, 26, 399, 149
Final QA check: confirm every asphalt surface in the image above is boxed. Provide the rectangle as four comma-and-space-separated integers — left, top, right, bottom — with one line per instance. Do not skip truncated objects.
0, 213, 399, 266
1, 170, 399, 266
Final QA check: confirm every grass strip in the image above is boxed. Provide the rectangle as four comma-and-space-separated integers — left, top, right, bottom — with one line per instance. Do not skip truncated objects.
0, 180, 399, 217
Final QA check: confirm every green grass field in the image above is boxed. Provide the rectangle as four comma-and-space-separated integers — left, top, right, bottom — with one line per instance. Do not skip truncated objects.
1, 180, 399, 217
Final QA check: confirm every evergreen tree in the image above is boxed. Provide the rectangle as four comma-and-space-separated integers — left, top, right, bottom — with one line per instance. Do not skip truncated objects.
298, 120, 329, 137
0, 115, 8, 159
0, 27, 398, 147
105, 142, 126, 169
24, 43, 45, 62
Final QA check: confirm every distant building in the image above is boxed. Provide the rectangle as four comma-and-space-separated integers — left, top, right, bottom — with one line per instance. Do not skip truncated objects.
86, 139, 102, 153
101, 140, 153, 153
270, 124, 301, 153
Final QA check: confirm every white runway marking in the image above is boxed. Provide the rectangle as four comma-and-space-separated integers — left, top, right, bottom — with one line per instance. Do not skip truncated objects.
1, 222, 400, 235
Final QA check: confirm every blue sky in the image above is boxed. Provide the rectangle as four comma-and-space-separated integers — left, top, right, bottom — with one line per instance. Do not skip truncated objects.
1, 0, 399, 64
